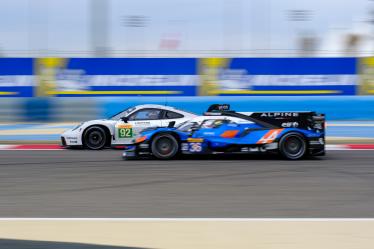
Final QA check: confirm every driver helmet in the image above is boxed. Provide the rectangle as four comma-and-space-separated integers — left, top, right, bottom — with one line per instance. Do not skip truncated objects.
147, 110, 159, 119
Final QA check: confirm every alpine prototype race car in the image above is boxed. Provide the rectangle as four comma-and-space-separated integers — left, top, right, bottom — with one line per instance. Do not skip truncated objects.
123, 104, 325, 160
61, 104, 196, 149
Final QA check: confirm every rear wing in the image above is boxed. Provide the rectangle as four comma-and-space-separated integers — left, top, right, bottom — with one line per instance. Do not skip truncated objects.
205, 104, 325, 131
247, 112, 325, 131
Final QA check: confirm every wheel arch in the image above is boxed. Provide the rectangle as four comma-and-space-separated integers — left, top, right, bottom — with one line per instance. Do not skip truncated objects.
149, 131, 181, 144
82, 124, 112, 147
277, 130, 308, 142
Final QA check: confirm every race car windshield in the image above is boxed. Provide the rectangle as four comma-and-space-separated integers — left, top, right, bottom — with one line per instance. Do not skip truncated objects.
110, 107, 136, 120
200, 119, 229, 128
176, 121, 199, 132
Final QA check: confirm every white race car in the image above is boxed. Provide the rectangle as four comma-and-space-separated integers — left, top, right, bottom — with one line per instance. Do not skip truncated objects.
61, 104, 196, 149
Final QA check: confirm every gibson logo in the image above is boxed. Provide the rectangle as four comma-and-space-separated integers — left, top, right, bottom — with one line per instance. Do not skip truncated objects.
261, 112, 299, 118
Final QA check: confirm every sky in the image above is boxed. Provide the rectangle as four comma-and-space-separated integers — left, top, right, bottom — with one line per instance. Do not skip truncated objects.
0, 0, 371, 56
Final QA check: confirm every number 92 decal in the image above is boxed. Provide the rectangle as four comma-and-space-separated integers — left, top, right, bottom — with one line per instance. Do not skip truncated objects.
118, 127, 133, 138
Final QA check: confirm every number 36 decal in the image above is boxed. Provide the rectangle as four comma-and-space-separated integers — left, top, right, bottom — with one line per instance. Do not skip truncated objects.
189, 142, 202, 152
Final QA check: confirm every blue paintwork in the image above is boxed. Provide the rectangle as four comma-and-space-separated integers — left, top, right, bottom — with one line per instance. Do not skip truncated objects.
136, 122, 324, 155
229, 58, 356, 75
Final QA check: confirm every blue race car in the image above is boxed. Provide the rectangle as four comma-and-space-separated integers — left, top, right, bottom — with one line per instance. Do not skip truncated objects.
122, 104, 325, 160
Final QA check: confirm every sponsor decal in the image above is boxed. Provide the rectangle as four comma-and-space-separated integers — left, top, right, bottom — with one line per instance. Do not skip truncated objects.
134, 121, 151, 125
261, 112, 299, 118
181, 143, 189, 151
203, 132, 215, 135
319, 138, 325, 145
42, 58, 197, 97
117, 124, 132, 129
256, 129, 284, 144
66, 136, 78, 140
214, 104, 230, 111
1, 57, 358, 97
198, 58, 356, 96
313, 123, 323, 129
139, 143, 149, 149
281, 122, 299, 128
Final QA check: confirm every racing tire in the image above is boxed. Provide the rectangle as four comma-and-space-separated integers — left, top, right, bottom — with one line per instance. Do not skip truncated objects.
278, 132, 307, 160
151, 133, 179, 159
83, 126, 107, 150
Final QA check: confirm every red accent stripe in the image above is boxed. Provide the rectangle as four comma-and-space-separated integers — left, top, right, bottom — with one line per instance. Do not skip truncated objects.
14, 144, 64, 150
113, 146, 125, 149
346, 144, 374, 150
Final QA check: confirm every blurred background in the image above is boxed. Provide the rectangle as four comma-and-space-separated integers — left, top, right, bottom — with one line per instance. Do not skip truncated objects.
1, 0, 374, 143
0, 0, 374, 57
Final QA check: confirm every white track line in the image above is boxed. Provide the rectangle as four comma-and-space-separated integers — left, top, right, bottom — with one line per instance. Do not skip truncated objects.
0, 145, 373, 150
1, 218, 374, 221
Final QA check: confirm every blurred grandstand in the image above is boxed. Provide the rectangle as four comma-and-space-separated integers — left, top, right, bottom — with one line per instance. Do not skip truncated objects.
0, 0, 373, 58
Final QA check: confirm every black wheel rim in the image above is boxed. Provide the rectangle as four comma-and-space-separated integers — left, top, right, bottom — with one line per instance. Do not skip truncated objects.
284, 136, 304, 157
156, 137, 173, 156
88, 131, 104, 147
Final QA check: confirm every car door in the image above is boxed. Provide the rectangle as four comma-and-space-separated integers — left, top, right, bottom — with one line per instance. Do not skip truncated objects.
114, 108, 163, 145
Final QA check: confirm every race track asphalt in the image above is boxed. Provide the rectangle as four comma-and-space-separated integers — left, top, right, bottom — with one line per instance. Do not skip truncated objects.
0, 150, 374, 217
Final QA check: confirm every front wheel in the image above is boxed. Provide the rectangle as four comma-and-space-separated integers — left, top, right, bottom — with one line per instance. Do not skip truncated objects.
151, 134, 179, 159
278, 132, 307, 160
83, 126, 107, 150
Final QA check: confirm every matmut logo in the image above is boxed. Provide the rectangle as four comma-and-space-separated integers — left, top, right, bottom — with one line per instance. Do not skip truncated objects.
260, 112, 299, 118
256, 129, 284, 144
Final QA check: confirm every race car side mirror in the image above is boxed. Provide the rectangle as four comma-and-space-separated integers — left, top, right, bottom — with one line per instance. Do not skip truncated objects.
121, 116, 129, 123
168, 121, 176, 128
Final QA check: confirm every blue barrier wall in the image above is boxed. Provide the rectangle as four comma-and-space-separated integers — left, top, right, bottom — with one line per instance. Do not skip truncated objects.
0, 58, 33, 97
99, 96, 374, 120
0, 57, 358, 97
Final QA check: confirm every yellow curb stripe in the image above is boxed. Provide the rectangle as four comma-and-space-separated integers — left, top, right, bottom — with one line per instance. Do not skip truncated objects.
47, 90, 182, 95
211, 90, 341, 94
0, 91, 17, 95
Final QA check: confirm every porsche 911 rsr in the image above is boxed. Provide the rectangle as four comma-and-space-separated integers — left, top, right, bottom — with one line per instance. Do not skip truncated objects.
123, 104, 325, 160
61, 104, 196, 150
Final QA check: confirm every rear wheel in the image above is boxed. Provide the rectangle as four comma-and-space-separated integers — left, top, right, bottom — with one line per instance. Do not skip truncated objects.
279, 132, 307, 160
83, 126, 107, 150
151, 134, 179, 159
